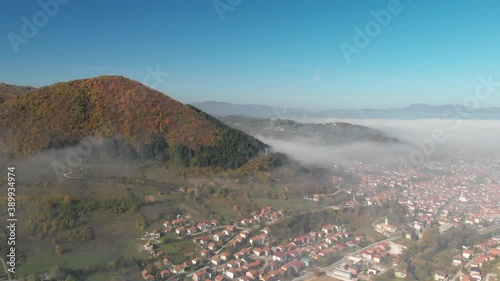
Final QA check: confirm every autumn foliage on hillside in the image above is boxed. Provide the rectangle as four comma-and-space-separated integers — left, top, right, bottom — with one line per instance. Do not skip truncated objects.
0, 76, 266, 169
0, 82, 36, 104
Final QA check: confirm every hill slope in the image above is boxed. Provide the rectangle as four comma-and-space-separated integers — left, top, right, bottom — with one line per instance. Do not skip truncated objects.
219, 115, 399, 145
0, 76, 266, 169
0, 82, 36, 103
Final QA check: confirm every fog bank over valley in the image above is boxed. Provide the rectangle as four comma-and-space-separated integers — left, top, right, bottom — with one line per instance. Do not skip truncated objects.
260, 118, 500, 166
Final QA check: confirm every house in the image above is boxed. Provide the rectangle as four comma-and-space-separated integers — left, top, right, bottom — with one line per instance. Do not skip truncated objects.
144, 242, 154, 251
160, 270, 170, 279
238, 248, 251, 258
211, 255, 222, 266
208, 242, 217, 251
142, 270, 156, 281
197, 222, 208, 231
434, 271, 447, 281
288, 261, 305, 273
272, 252, 287, 263
193, 270, 208, 281
463, 249, 474, 259
329, 268, 352, 280
146, 229, 161, 239
250, 235, 266, 246
460, 274, 472, 281
322, 225, 336, 234
453, 255, 463, 266
175, 227, 186, 236
214, 232, 227, 242
200, 249, 210, 257
163, 257, 171, 267
262, 227, 271, 235
395, 269, 407, 279
225, 268, 239, 279
172, 217, 187, 226
361, 250, 373, 260
215, 275, 225, 281
253, 248, 264, 256
211, 219, 221, 227
240, 230, 250, 239
172, 264, 186, 274
187, 226, 198, 235
220, 252, 232, 261
246, 270, 259, 280
347, 265, 360, 276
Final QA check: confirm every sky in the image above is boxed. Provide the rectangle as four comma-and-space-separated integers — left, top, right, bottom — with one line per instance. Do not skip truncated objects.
1, 0, 500, 110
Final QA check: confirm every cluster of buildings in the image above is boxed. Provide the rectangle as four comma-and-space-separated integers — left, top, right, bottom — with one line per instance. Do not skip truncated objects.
456, 235, 500, 281
189, 222, 365, 281
142, 216, 372, 281
340, 159, 500, 236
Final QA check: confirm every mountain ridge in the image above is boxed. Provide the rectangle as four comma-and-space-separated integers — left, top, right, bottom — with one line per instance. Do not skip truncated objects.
0, 82, 36, 104
192, 101, 500, 119
0, 76, 266, 169
218, 115, 399, 145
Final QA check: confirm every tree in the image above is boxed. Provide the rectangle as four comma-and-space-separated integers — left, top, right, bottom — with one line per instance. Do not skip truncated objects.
313, 267, 323, 277
48, 265, 66, 280
55, 244, 63, 255
65, 274, 77, 281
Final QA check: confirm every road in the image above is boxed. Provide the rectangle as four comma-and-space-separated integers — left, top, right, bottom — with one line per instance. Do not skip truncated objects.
433, 196, 457, 222
478, 223, 500, 234
63, 168, 114, 182
0, 258, 12, 281
291, 234, 401, 281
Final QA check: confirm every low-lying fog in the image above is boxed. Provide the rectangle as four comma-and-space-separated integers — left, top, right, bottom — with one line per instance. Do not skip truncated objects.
259, 118, 500, 167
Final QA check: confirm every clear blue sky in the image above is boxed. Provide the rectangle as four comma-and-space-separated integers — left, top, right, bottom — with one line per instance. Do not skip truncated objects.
1, 0, 500, 110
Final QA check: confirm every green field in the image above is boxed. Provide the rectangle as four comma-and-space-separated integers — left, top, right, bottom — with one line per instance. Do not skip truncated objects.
157, 240, 199, 265
208, 198, 239, 222
16, 209, 147, 277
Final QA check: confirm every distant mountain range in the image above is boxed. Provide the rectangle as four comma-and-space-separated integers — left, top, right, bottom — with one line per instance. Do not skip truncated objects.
191, 101, 500, 120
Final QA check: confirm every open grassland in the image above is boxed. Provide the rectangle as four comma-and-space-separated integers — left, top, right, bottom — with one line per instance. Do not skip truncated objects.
16, 209, 147, 277
339, 211, 387, 242
208, 198, 239, 222
157, 240, 199, 265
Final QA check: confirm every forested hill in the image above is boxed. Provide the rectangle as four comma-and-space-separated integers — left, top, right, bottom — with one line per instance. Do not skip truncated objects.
0, 82, 36, 103
219, 115, 399, 145
0, 76, 267, 169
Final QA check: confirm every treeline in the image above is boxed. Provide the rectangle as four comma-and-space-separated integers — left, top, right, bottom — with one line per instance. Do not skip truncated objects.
26, 255, 140, 281
23, 190, 141, 242
140, 130, 267, 169
42, 130, 267, 170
